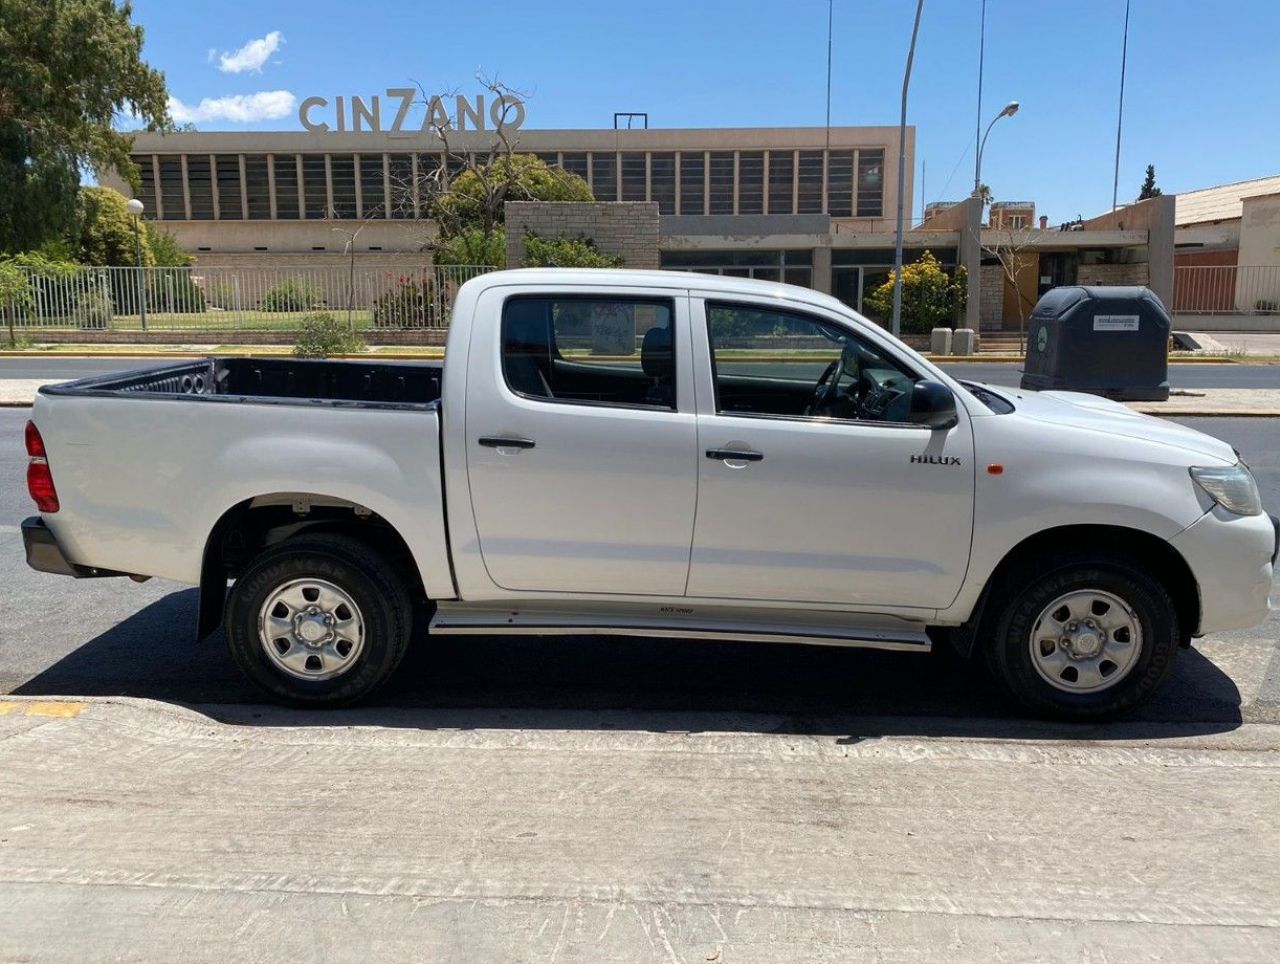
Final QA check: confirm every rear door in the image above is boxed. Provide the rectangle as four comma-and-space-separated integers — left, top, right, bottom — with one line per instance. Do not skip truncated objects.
687, 295, 975, 610
464, 284, 698, 595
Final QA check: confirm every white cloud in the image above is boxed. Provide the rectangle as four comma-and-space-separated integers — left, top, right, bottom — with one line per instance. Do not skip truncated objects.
168, 90, 297, 124
205, 48, 216, 64
216, 31, 284, 74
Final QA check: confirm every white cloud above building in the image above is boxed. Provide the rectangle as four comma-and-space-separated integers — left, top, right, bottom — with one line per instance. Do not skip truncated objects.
216, 31, 284, 74
168, 90, 297, 124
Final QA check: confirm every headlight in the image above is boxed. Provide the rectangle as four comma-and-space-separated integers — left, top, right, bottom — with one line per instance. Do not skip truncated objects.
1190, 464, 1263, 516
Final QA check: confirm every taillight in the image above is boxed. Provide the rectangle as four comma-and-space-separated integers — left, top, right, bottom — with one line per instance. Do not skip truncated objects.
25, 421, 59, 513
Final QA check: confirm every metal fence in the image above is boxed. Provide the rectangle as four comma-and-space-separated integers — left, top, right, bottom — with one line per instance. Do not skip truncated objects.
1172, 265, 1280, 315
1, 264, 494, 333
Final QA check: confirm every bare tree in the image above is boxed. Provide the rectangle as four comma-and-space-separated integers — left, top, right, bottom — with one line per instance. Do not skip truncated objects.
386, 75, 531, 251
981, 225, 1039, 352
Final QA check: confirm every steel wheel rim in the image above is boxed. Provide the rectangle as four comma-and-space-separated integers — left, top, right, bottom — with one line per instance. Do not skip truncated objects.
258, 577, 365, 682
1029, 589, 1143, 694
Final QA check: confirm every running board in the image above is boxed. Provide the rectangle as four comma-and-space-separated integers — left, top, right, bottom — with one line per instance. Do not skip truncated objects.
428, 603, 932, 653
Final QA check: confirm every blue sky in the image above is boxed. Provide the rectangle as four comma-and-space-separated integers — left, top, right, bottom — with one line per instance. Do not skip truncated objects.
129, 0, 1280, 223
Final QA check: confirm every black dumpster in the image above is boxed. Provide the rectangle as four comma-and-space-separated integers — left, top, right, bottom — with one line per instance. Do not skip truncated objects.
1020, 286, 1170, 401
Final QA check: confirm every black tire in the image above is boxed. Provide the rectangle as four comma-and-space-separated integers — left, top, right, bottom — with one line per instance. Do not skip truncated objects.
224, 534, 414, 707
984, 553, 1181, 721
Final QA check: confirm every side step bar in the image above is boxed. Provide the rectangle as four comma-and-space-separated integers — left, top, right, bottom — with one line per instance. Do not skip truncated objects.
428, 605, 931, 653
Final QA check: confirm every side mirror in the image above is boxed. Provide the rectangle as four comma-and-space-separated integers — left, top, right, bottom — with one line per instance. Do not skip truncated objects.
908, 379, 958, 429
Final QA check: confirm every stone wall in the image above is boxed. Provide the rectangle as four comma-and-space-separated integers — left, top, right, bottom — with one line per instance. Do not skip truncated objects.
979, 265, 1004, 330
505, 202, 660, 268
1076, 263, 1149, 287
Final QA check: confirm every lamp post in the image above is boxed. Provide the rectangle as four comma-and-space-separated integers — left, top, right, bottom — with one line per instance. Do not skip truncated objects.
973, 99, 1019, 197
889, 0, 926, 338
964, 99, 1018, 330
125, 198, 147, 331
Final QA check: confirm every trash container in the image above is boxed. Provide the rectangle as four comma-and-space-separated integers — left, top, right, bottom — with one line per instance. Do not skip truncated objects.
1020, 286, 1170, 401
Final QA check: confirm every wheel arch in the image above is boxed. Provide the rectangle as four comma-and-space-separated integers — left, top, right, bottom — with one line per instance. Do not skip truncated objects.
197, 492, 428, 641
949, 523, 1200, 658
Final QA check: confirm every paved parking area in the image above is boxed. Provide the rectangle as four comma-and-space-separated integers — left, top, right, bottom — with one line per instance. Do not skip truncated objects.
1, 409, 1278, 960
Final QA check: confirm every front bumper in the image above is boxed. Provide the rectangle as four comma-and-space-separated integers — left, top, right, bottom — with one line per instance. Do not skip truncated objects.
1168, 509, 1279, 635
21, 517, 127, 579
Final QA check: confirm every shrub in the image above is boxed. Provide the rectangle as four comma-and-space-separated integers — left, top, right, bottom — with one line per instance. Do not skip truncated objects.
261, 277, 322, 312
144, 226, 194, 267
75, 287, 113, 329
434, 227, 506, 268
863, 251, 967, 334
372, 274, 438, 328
76, 187, 154, 267
146, 268, 206, 314
292, 312, 365, 358
521, 232, 624, 268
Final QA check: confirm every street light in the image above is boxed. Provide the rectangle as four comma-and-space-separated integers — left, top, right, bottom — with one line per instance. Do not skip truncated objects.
973, 100, 1019, 196
125, 197, 147, 331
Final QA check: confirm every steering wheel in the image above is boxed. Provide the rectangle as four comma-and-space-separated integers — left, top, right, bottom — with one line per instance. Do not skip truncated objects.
809, 359, 842, 415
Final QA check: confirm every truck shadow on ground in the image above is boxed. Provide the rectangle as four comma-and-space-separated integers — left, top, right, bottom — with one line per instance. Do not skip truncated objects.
13, 587, 1246, 740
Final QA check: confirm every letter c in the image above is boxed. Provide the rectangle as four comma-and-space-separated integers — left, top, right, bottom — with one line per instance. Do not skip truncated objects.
299, 96, 330, 133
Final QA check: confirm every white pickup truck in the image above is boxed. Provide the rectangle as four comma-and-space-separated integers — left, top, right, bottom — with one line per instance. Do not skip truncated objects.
22, 269, 1278, 718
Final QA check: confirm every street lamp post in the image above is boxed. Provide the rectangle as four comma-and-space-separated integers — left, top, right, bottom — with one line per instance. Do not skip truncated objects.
964, 100, 1018, 330
973, 99, 1019, 197
125, 198, 147, 331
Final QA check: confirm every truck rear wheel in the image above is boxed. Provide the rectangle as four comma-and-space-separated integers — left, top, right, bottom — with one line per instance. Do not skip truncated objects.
224, 534, 413, 707
985, 554, 1181, 720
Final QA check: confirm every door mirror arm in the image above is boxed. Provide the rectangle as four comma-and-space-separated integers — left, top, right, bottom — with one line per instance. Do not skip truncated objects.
907, 379, 959, 430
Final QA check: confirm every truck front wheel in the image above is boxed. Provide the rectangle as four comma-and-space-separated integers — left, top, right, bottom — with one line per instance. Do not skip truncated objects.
985, 555, 1182, 720
224, 534, 413, 707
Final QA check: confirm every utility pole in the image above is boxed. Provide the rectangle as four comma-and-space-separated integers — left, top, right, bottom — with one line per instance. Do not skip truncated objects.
1111, 0, 1132, 211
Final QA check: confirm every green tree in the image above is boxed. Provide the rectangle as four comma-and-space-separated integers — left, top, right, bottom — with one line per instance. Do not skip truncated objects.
144, 224, 193, 267
430, 154, 593, 239
522, 232, 625, 268
434, 226, 507, 268
1138, 164, 1162, 200
75, 186, 153, 266
0, 0, 169, 253
864, 251, 967, 335
0, 258, 32, 346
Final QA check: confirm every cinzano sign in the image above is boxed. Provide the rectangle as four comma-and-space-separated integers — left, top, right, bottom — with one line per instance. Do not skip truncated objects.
298, 88, 526, 136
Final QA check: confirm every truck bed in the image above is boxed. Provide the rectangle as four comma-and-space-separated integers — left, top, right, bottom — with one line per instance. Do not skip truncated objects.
42, 357, 442, 409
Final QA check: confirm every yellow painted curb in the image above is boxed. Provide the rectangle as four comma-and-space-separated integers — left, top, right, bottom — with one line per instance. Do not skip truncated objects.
0, 700, 87, 718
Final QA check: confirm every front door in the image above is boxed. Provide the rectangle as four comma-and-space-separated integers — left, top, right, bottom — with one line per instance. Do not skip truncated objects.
464, 286, 697, 596
686, 297, 975, 610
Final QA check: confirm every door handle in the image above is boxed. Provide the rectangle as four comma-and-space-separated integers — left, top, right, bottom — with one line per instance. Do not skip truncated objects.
479, 436, 536, 450
706, 448, 763, 462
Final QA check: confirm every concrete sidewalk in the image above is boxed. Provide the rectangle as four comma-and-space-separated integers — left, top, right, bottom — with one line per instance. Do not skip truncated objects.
1, 696, 1278, 961
5, 377, 1280, 415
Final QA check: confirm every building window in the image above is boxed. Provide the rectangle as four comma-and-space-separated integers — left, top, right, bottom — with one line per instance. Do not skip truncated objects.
590, 152, 617, 201
187, 155, 214, 220
561, 152, 588, 182
768, 151, 794, 215
827, 150, 854, 217
1006, 214, 1028, 229
329, 154, 357, 219
797, 151, 824, 213
857, 149, 884, 217
301, 155, 328, 219
621, 152, 646, 201
215, 155, 243, 219
738, 152, 764, 215
660, 249, 813, 288
244, 155, 271, 219
679, 152, 705, 215
359, 153, 386, 217
131, 155, 157, 218
272, 155, 298, 219
386, 153, 414, 217
708, 151, 734, 214
650, 152, 675, 215
535, 151, 559, 166
157, 155, 184, 219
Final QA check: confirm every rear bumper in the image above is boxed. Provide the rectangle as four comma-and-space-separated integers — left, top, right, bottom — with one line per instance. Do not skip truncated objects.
21, 517, 128, 579
1168, 509, 1278, 634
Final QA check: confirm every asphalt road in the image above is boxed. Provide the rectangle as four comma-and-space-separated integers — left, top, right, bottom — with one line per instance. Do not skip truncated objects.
1, 406, 1276, 724
1, 355, 1278, 388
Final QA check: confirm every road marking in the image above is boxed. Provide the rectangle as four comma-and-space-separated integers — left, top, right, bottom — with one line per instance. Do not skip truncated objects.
0, 701, 87, 718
